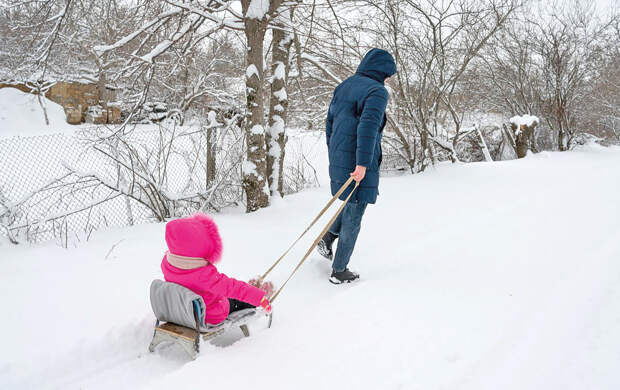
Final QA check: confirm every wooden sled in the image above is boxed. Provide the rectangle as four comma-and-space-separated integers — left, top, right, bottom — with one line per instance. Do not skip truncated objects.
149, 288, 273, 359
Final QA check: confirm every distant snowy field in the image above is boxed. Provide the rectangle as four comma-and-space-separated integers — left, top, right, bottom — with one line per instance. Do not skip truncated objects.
1, 139, 619, 389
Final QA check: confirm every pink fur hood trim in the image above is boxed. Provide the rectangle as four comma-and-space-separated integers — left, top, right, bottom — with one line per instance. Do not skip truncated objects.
164, 213, 223, 264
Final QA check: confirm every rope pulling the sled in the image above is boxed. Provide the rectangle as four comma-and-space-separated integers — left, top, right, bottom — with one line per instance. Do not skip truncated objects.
261, 176, 359, 303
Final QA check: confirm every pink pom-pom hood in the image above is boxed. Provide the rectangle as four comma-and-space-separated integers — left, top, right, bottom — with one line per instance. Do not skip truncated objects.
164, 213, 223, 263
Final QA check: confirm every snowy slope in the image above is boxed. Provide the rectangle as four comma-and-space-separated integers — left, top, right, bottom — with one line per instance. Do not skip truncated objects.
1, 144, 620, 390
0, 87, 74, 138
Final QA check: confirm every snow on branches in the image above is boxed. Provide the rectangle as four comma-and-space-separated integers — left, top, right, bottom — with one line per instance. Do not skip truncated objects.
246, 0, 271, 20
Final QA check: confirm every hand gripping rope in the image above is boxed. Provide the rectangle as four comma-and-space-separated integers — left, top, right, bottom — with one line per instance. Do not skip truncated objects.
260, 176, 359, 302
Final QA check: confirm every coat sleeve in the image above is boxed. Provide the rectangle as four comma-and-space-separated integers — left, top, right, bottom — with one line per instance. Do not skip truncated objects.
199, 267, 265, 306
325, 94, 336, 147
356, 87, 389, 167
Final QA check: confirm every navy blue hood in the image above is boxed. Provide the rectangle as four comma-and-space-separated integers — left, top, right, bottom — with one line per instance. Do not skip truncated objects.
355, 48, 397, 83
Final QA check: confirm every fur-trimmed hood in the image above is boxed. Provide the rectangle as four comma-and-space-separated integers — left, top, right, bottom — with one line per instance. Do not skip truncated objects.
164, 213, 223, 264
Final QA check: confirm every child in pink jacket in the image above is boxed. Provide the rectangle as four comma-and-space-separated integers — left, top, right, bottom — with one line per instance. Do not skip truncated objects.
161, 213, 272, 325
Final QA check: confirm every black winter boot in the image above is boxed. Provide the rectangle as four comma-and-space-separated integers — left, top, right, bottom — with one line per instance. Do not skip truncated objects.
329, 268, 360, 284
317, 231, 337, 261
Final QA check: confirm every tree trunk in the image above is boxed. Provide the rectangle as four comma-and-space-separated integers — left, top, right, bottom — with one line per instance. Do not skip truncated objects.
240, 0, 284, 211
428, 141, 438, 166
556, 104, 568, 151
513, 123, 528, 158
529, 126, 538, 153
241, 8, 269, 212
97, 65, 108, 107
206, 125, 216, 186
266, 12, 293, 197
558, 126, 568, 151
36, 91, 50, 126
419, 128, 430, 171
512, 122, 538, 158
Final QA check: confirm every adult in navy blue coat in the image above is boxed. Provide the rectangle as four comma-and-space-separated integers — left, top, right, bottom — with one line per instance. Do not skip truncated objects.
318, 48, 396, 284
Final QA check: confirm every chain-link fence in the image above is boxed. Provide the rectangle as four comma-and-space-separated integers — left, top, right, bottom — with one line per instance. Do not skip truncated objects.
0, 132, 138, 245
0, 118, 246, 246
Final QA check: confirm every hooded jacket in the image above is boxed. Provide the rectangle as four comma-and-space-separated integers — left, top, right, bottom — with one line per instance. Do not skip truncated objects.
326, 48, 396, 204
160, 213, 265, 325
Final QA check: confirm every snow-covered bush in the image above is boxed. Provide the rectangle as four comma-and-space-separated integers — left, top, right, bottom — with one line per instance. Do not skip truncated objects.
131, 102, 184, 125
281, 130, 321, 194
569, 133, 604, 149
71, 115, 247, 220
454, 126, 501, 162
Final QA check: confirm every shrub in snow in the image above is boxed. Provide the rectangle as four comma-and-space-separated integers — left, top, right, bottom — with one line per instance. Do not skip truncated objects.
131, 102, 183, 125
456, 126, 504, 162
569, 133, 604, 149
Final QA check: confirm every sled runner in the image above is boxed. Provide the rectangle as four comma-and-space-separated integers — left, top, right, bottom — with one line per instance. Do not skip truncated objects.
148, 279, 272, 360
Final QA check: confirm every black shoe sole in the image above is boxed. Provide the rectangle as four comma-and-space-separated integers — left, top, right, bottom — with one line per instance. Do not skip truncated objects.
329, 276, 359, 284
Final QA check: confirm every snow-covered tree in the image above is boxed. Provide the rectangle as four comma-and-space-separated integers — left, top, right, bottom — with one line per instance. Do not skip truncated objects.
241, 0, 284, 212
475, 1, 618, 151
267, 8, 294, 197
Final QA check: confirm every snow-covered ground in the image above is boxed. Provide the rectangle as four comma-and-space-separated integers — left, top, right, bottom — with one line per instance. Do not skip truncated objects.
0, 88, 76, 138
2, 143, 620, 390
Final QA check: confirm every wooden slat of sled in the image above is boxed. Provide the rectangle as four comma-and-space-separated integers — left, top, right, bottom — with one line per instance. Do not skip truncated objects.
156, 322, 198, 341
